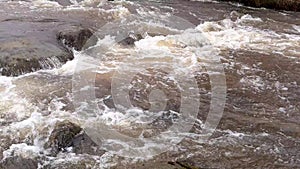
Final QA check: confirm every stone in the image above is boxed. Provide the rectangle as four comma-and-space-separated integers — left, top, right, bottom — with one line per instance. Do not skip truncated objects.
0, 37, 73, 76
0, 156, 38, 169
71, 132, 105, 156
118, 33, 143, 46
0, 5, 101, 77
56, 28, 94, 51
42, 157, 97, 169
0, 24, 94, 76
45, 121, 82, 155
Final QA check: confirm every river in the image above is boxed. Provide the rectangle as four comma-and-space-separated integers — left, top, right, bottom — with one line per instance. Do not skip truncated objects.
0, 0, 299, 168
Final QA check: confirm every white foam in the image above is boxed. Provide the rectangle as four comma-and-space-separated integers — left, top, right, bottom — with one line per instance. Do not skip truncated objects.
278, 107, 286, 113
32, 0, 62, 8
190, 0, 218, 2
0, 76, 14, 95
240, 14, 263, 22
196, 14, 299, 57
3, 143, 42, 159
293, 25, 300, 33
1, 3, 298, 165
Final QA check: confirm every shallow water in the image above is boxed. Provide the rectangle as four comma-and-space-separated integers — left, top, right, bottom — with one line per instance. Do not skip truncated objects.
0, 0, 299, 168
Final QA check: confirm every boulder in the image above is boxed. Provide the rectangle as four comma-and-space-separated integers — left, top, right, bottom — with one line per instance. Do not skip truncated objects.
45, 121, 82, 155
0, 25, 94, 76
45, 120, 104, 156
57, 28, 94, 51
0, 37, 73, 76
0, 9, 96, 76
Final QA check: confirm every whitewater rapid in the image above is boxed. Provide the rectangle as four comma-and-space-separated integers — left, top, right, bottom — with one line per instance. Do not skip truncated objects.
0, 0, 299, 168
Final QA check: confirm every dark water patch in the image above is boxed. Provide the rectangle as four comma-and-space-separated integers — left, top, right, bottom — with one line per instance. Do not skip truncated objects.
219, 0, 300, 12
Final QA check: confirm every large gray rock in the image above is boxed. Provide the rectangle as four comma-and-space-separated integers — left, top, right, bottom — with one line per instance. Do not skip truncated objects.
0, 37, 73, 76
0, 22, 94, 76
0, 5, 97, 77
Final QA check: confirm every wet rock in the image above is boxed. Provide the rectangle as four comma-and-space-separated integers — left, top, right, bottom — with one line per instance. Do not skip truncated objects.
45, 120, 104, 156
0, 37, 73, 76
44, 162, 87, 169
0, 24, 95, 76
43, 156, 97, 169
0, 136, 15, 161
0, 156, 38, 169
118, 32, 165, 47
0, 6, 100, 77
118, 33, 143, 46
116, 162, 180, 169
49, 0, 84, 6
72, 132, 105, 156
57, 28, 95, 51
219, 0, 300, 11
0, 21, 83, 77
45, 121, 82, 155
49, 0, 73, 6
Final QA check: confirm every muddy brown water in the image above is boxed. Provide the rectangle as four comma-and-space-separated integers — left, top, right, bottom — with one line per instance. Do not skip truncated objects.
0, 0, 299, 168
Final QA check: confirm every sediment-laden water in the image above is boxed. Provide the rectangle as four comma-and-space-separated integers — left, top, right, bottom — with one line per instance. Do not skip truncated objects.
0, 0, 299, 168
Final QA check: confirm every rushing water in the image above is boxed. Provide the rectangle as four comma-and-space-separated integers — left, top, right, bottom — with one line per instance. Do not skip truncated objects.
0, 0, 299, 168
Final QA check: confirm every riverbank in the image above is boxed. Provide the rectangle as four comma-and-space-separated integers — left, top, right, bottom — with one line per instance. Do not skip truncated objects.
219, 0, 300, 11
